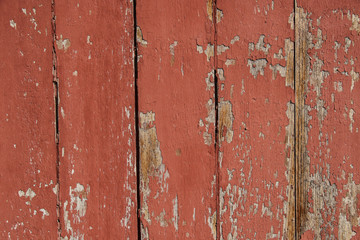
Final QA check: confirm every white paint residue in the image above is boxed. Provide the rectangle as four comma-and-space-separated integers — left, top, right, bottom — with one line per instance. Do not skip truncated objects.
52, 184, 58, 195
87, 35, 93, 45
63, 201, 72, 234
247, 59, 267, 78
39, 208, 49, 219
172, 196, 178, 231
61, 107, 65, 118
207, 209, 216, 240
349, 109, 355, 133
125, 106, 130, 119
230, 35, 240, 45
73, 144, 79, 151
196, 45, 203, 54
56, 35, 71, 52
62, 184, 90, 238
120, 197, 133, 228
70, 183, 90, 222
225, 59, 236, 66
169, 41, 178, 56
29, 17, 37, 30
10, 20, 16, 29
217, 45, 229, 55
18, 188, 36, 200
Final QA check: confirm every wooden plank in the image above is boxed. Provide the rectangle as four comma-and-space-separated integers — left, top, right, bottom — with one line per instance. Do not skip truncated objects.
55, 0, 137, 238
216, 0, 295, 239
295, 1, 360, 239
0, 1, 58, 238
137, 0, 217, 238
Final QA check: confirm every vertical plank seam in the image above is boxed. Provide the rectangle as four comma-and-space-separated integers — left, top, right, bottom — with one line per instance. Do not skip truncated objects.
293, 2, 297, 240
294, 2, 308, 239
213, 0, 220, 239
51, 0, 61, 238
133, 0, 141, 239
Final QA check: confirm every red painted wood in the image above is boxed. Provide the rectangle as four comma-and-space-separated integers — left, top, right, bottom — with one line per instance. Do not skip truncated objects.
2, 1, 360, 239
0, 1, 58, 238
137, 0, 217, 238
216, 0, 295, 238
55, 0, 137, 238
296, 1, 360, 238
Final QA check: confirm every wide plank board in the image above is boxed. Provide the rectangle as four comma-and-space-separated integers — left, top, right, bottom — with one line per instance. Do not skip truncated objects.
0, 1, 58, 238
296, 1, 360, 239
216, 1, 295, 238
55, 0, 137, 238
137, 0, 217, 238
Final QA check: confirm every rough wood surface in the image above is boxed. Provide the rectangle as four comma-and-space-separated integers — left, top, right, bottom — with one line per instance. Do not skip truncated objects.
0, 1, 58, 238
295, 5, 309, 239
296, 1, 360, 239
137, 0, 217, 238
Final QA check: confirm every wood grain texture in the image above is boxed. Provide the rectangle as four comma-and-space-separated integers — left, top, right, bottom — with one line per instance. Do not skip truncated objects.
296, 1, 360, 239
295, 5, 309, 238
55, 0, 137, 238
216, 0, 295, 239
137, 0, 217, 238
0, 1, 58, 238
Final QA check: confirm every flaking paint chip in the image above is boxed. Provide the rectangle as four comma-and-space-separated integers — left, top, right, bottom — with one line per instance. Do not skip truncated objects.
56, 36, 71, 52
136, 26, 148, 46
10, 20, 16, 29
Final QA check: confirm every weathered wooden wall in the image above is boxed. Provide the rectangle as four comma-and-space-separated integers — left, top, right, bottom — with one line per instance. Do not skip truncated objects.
1, 0, 360, 239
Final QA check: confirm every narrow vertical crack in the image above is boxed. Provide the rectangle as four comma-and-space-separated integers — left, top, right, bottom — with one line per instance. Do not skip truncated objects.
293, 2, 297, 240
133, 0, 141, 239
213, 0, 220, 239
51, 0, 61, 238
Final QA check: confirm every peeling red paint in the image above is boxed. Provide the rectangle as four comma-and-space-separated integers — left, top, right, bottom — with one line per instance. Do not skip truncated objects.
0, 1, 58, 238
55, 0, 137, 238
216, 0, 295, 239
2, 1, 360, 239
296, 1, 360, 238
137, 0, 217, 238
